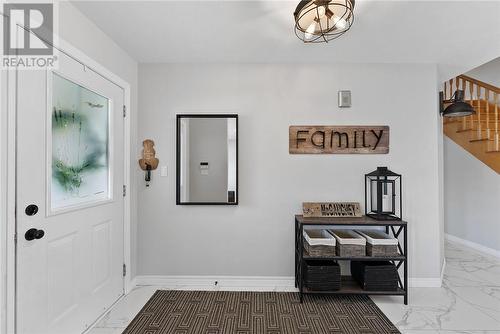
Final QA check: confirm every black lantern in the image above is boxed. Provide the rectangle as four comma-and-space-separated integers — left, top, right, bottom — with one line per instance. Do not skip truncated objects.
365, 167, 402, 220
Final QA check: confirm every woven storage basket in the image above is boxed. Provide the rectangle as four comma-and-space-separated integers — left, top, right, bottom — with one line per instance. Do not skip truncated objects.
303, 229, 336, 257
356, 230, 399, 257
304, 260, 341, 291
351, 261, 399, 291
329, 229, 366, 257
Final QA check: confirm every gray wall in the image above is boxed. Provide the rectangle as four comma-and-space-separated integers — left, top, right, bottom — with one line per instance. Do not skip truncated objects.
137, 63, 444, 282
444, 138, 500, 251
444, 57, 500, 251
187, 118, 228, 202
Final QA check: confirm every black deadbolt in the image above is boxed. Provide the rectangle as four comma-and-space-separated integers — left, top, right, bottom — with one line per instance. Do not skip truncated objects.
25, 204, 38, 216
25, 228, 45, 241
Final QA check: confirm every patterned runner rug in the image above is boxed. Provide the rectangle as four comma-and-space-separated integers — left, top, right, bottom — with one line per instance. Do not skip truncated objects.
123, 290, 400, 334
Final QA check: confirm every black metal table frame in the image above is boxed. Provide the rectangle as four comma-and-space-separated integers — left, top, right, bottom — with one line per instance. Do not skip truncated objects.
295, 216, 408, 304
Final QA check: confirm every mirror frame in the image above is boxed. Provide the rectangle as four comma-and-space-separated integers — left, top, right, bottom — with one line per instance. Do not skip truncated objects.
176, 114, 239, 205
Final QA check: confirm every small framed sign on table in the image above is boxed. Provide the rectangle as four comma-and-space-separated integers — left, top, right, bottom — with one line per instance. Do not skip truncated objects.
302, 202, 362, 218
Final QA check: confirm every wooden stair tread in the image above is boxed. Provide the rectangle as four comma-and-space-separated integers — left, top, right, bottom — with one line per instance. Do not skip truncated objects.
469, 138, 491, 142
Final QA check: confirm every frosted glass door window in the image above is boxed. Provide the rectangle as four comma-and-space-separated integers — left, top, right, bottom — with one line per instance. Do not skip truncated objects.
50, 73, 110, 211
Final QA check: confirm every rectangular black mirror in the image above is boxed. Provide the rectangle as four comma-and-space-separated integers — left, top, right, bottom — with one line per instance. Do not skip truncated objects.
176, 114, 238, 205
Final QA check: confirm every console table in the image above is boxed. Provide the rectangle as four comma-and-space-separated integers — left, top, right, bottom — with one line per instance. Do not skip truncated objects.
295, 215, 408, 304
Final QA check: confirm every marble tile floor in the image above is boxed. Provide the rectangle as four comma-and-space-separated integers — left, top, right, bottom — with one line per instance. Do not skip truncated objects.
88, 241, 500, 334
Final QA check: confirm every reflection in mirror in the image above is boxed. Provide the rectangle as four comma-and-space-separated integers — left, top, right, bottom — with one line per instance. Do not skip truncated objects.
177, 115, 238, 205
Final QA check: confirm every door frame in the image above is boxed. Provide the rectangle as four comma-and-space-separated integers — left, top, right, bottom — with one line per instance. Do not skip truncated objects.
1, 31, 133, 334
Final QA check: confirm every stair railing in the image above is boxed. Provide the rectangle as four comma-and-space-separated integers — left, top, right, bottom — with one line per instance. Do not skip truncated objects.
444, 74, 500, 152
495, 92, 499, 151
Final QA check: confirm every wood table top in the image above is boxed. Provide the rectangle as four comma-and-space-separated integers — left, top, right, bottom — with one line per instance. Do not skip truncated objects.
295, 215, 407, 226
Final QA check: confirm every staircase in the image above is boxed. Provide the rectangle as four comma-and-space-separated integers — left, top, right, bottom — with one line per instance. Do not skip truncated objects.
443, 74, 500, 174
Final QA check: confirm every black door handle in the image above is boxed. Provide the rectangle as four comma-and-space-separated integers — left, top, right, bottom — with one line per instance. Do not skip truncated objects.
25, 204, 38, 216
25, 228, 45, 241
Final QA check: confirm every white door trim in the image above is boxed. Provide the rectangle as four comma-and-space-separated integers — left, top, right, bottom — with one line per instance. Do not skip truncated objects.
2, 34, 132, 334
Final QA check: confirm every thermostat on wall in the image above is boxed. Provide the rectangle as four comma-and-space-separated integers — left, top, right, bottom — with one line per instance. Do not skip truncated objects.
338, 90, 351, 108
200, 162, 209, 175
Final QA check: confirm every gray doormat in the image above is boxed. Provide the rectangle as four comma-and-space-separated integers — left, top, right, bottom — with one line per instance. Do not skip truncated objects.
123, 290, 400, 334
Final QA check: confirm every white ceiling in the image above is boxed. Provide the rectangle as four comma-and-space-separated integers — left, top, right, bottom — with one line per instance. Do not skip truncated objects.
71, 1, 500, 77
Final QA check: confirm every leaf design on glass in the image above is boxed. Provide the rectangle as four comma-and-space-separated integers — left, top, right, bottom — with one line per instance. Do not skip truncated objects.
84, 101, 104, 108
51, 73, 109, 210
52, 107, 106, 192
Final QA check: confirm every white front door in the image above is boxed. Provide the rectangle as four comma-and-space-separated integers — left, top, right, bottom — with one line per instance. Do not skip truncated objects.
16, 49, 125, 334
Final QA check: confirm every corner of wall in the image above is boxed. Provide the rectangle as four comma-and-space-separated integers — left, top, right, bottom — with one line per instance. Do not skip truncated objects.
430, 63, 446, 281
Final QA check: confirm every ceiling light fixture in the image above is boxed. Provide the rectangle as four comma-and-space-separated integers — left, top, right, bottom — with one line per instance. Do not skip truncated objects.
439, 90, 475, 117
294, 0, 355, 43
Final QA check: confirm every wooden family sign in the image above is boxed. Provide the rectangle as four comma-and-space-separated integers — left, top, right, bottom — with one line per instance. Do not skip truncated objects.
289, 126, 389, 154
303, 202, 362, 218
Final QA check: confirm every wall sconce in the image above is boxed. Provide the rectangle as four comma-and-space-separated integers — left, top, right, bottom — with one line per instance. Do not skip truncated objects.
440, 90, 475, 117
139, 139, 159, 187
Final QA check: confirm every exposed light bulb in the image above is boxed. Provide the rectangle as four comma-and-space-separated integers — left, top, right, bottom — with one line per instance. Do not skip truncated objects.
304, 21, 316, 40
332, 16, 347, 29
317, 6, 326, 18
293, 0, 354, 43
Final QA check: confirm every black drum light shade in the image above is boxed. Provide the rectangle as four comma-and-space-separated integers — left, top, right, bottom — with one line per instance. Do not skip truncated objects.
294, 0, 355, 43
443, 102, 476, 117
440, 90, 475, 117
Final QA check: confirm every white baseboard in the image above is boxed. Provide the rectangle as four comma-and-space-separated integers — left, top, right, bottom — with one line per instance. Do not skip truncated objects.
134, 275, 297, 292
130, 277, 138, 290
408, 277, 442, 288
445, 233, 500, 259
407, 257, 445, 288
132, 274, 441, 290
